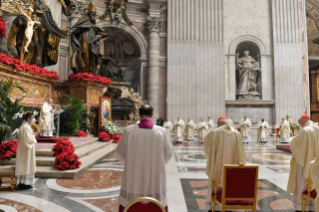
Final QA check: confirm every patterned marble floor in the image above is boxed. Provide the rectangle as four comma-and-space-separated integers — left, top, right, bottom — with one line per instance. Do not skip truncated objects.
0, 137, 294, 212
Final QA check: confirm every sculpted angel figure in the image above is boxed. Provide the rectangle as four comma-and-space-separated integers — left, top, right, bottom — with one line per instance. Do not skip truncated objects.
18, 7, 41, 52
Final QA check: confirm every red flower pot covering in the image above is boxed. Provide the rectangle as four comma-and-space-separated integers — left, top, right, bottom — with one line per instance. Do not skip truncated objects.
75, 130, 87, 137
68, 73, 112, 86
52, 138, 81, 170
0, 17, 7, 39
98, 130, 122, 143
0, 140, 17, 161
0, 53, 59, 79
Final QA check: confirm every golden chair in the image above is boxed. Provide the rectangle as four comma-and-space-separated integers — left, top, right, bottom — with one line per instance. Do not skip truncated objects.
211, 164, 259, 212
124, 197, 166, 212
301, 179, 316, 212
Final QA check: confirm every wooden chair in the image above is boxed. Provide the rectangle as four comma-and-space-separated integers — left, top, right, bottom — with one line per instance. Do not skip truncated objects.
301, 179, 316, 212
124, 197, 166, 212
211, 164, 259, 212
0, 167, 15, 191
276, 127, 280, 143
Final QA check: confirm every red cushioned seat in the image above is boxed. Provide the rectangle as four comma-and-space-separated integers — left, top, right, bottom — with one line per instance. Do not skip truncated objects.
216, 192, 253, 205
276, 128, 280, 134
303, 189, 317, 198
127, 202, 164, 212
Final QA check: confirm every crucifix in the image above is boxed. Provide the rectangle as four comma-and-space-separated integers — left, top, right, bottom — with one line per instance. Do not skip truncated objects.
16, 5, 41, 64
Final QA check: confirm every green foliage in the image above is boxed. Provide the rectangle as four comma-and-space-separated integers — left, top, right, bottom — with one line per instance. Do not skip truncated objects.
0, 78, 25, 144
62, 94, 87, 134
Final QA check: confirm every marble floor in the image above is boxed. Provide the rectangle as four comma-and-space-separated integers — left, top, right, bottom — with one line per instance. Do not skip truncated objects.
0, 137, 296, 212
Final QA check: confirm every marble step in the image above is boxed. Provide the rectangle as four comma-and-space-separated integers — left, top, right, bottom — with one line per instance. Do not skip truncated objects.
35, 143, 117, 179
0, 141, 111, 166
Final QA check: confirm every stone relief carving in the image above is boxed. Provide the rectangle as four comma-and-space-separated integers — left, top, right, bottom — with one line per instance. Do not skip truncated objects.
146, 17, 162, 32
100, 0, 132, 26
126, 88, 147, 120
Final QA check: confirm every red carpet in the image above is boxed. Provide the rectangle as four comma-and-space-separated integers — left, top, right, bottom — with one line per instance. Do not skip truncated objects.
36, 137, 68, 143
276, 145, 291, 153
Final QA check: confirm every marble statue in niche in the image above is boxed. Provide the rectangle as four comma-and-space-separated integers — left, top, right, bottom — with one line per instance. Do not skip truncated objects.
236, 50, 261, 100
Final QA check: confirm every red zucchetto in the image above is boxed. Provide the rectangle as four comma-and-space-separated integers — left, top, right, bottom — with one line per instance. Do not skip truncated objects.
244, 115, 247, 118
301, 114, 310, 119
218, 116, 227, 120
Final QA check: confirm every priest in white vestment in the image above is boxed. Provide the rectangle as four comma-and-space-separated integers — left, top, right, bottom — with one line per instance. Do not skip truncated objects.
15, 112, 40, 189
163, 118, 173, 138
116, 105, 173, 212
207, 116, 215, 131
197, 118, 208, 143
280, 117, 291, 143
185, 117, 196, 141
239, 115, 251, 143
257, 118, 269, 144
287, 114, 317, 211
39, 98, 55, 137
173, 116, 185, 143
204, 116, 246, 211
310, 151, 319, 212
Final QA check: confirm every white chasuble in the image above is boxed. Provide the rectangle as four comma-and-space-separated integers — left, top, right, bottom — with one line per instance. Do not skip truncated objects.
257, 121, 269, 143
39, 102, 54, 136
15, 121, 37, 185
185, 120, 196, 140
287, 121, 319, 211
280, 120, 291, 143
163, 121, 173, 137
173, 119, 185, 142
203, 125, 246, 211
207, 119, 215, 131
197, 121, 208, 143
311, 151, 319, 212
115, 125, 173, 208
239, 118, 251, 143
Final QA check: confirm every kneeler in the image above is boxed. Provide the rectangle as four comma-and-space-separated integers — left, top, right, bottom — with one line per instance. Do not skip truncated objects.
211, 164, 259, 212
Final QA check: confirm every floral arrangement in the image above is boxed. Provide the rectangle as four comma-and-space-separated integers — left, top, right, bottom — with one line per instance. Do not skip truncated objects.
111, 134, 122, 143
290, 124, 299, 129
0, 53, 58, 79
101, 122, 122, 135
98, 131, 111, 142
0, 140, 17, 161
68, 73, 112, 86
52, 138, 81, 170
0, 17, 6, 40
75, 130, 87, 137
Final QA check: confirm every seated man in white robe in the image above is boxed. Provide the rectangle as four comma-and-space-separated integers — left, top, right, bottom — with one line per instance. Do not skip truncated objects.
116, 105, 173, 212
39, 98, 55, 137
15, 112, 40, 189
185, 117, 196, 141
207, 116, 215, 131
287, 114, 318, 211
257, 118, 269, 144
197, 118, 208, 143
239, 115, 251, 144
280, 117, 291, 143
204, 116, 246, 211
163, 118, 173, 138
173, 116, 185, 143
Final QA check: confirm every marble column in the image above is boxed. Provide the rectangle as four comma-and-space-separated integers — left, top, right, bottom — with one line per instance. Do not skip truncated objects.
146, 17, 162, 121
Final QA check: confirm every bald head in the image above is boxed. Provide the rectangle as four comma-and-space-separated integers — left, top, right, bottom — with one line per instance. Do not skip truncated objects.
139, 104, 153, 119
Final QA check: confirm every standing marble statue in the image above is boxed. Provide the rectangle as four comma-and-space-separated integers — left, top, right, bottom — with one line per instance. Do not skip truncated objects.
207, 116, 214, 131
236, 51, 261, 95
39, 98, 55, 137
257, 118, 269, 144
239, 115, 251, 143
280, 117, 291, 143
173, 116, 185, 143
185, 117, 196, 141
197, 118, 208, 143
163, 118, 173, 137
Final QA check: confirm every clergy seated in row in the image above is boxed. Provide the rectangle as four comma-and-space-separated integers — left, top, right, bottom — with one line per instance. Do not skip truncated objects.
173, 116, 185, 143
287, 114, 318, 211
115, 105, 174, 212
39, 98, 55, 137
15, 112, 41, 189
280, 117, 291, 143
203, 116, 246, 211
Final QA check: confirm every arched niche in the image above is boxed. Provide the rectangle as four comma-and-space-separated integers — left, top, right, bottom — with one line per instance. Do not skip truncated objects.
97, 20, 148, 93
228, 35, 268, 100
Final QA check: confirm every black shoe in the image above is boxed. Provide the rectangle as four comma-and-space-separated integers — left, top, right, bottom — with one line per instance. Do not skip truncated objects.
19, 184, 33, 189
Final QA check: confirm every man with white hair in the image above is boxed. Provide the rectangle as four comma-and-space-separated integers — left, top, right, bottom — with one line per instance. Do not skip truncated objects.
207, 116, 214, 131
173, 116, 185, 143
39, 98, 54, 137
185, 117, 196, 141
280, 117, 291, 143
163, 118, 173, 138
204, 116, 246, 211
287, 114, 317, 211
239, 115, 251, 144
257, 118, 268, 144
197, 118, 208, 143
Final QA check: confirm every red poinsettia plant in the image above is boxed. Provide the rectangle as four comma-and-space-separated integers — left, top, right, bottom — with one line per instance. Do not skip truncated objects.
0, 53, 58, 79
75, 130, 87, 137
0, 17, 7, 40
111, 134, 122, 143
0, 140, 17, 161
52, 138, 81, 170
68, 73, 112, 86
98, 131, 111, 142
